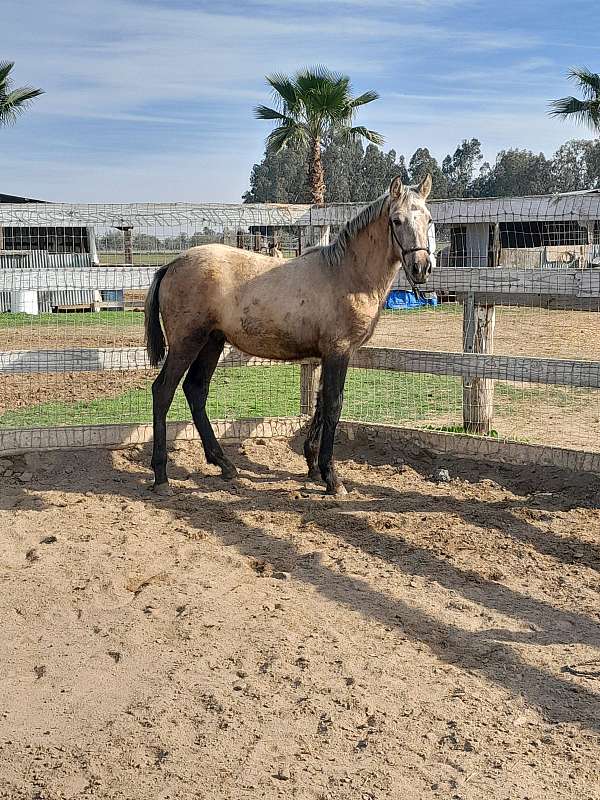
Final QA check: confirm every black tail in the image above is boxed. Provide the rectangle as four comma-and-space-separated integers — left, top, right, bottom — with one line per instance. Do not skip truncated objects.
145, 265, 169, 366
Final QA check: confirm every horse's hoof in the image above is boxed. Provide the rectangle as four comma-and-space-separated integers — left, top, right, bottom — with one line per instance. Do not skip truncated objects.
326, 484, 348, 497
151, 482, 173, 497
220, 467, 239, 481
307, 468, 321, 483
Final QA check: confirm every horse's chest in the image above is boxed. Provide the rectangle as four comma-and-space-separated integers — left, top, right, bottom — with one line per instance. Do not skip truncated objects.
346, 298, 381, 346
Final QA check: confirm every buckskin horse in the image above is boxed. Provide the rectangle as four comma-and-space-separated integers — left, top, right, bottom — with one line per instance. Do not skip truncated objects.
145, 174, 433, 496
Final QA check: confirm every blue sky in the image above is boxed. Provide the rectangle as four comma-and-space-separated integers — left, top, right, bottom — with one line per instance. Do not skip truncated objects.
2, 0, 599, 202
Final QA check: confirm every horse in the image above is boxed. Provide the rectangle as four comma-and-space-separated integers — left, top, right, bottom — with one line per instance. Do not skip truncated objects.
144, 174, 433, 497
268, 240, 284, 259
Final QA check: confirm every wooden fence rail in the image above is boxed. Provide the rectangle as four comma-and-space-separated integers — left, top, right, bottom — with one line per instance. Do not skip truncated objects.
1, 265, 600, 297
2, 345, 600, 390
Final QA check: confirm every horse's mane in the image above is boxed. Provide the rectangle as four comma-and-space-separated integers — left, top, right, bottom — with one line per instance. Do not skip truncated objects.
314, 194, 387, 268
314, 186, 410, 268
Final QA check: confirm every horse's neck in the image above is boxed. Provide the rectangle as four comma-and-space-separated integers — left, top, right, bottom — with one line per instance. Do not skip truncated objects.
344, 213, 398, 298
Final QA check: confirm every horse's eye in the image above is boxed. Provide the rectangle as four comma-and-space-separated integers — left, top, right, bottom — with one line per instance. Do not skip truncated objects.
393, 219, 401, 226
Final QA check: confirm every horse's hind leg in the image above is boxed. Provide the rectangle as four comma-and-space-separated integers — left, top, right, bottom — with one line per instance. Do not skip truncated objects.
151, 345, 200, 494
318, 354, 350, 496
303, 386, 323, 481
183, 332, 238, 480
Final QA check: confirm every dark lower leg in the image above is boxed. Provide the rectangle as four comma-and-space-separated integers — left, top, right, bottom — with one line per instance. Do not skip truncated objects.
303, 388, 323, 480
318, 355, 349, 495
151, 349, 197, 490
183, 334, 237, 479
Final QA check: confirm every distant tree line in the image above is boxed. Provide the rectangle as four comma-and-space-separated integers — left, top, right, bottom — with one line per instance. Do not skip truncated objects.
243, 137, 600, 203
96, 227, 218, 252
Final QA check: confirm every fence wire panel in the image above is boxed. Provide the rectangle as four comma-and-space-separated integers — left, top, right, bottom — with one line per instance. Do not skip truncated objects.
1, 193, 599, 461
365, 190, 600, 453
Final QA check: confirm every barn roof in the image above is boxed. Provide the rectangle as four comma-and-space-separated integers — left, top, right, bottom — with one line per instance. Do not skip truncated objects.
428, 189, 600, 225
0, 190, 599, 228
0, 193, 44, 204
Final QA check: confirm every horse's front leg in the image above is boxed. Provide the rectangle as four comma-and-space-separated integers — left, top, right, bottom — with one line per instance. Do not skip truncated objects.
318, 353, 350, 496
303, 385, 323, 481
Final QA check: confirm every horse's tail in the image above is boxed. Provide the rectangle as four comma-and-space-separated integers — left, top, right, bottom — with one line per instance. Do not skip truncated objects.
145, 265, 169, 367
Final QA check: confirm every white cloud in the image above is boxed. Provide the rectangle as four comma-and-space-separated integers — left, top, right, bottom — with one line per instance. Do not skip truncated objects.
1, 0, 591, 201
361, 93, 584, 166
4, 0, 537, 125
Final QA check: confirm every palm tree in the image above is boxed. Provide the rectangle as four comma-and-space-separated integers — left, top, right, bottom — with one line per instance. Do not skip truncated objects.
254, 66, 383, 204
0, 61, 44, 128
549, 67, 600, 134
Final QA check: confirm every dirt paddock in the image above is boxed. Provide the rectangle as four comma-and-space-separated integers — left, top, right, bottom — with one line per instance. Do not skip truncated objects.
1, 436, 599, 800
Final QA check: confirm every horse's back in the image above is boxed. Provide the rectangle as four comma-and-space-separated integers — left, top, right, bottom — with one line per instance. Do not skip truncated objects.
172, 243, 285, 283
158, 244, 339, 359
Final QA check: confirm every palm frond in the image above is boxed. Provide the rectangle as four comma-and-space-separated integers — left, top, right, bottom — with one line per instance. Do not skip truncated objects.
0, 86, 44, 125
568, 66, 600, 100
254, 105, 293, 123
295, 67, 351, 117
0, 61, 15, 88
549, 95, 600, 128
338, 125, 385, 146
296, 65, 345, 92
348, 90, 380, 108
265, 73, 299, 112
266, 122, 309, 153
4, 86, 44, 104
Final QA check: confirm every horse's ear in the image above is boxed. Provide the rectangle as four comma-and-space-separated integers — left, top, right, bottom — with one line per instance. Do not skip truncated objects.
418, 173, 433, 199
389, 176, 404, 200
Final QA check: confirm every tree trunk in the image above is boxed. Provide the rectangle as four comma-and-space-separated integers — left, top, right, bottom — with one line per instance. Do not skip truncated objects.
309, 138, 325, 204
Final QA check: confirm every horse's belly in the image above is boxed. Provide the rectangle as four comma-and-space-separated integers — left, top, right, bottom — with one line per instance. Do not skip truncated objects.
227, 329, 317, 361
224, 310, 318, 360
218, 289, 322, 360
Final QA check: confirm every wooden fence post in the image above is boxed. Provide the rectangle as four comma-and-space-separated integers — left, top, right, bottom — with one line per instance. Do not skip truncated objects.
462, 292, 496, 434
300, 359, 321, 416
123, 227, 133, 265
115, 225, 134, 265
461, 224, 499, 435
299, 224, 330, 254
299, 224, 329, 415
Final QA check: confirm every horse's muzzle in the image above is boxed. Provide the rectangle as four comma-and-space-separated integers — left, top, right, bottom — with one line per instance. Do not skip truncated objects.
407, 250, 433, 286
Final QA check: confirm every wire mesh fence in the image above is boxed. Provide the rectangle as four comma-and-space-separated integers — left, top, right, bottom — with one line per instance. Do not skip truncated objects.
0, 193, 599, 461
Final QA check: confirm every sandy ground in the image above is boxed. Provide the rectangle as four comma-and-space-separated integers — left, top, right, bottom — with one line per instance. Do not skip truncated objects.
0, 370, 155, 414
0, 325, 143, 353
372, 308, 600, 361
1, 437, 599, 800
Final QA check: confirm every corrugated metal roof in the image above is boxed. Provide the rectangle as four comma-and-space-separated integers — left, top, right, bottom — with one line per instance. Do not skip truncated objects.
0, 191, 599, 227
0, 193, 44, 204
429, 192, 600, 224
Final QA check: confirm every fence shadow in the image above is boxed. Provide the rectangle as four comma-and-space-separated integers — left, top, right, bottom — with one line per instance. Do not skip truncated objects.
288, 428, 600, 508
9, 438, 600, 733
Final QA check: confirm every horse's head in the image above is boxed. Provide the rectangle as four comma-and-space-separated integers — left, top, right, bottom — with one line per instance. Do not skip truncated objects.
388, 173, 433, 292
